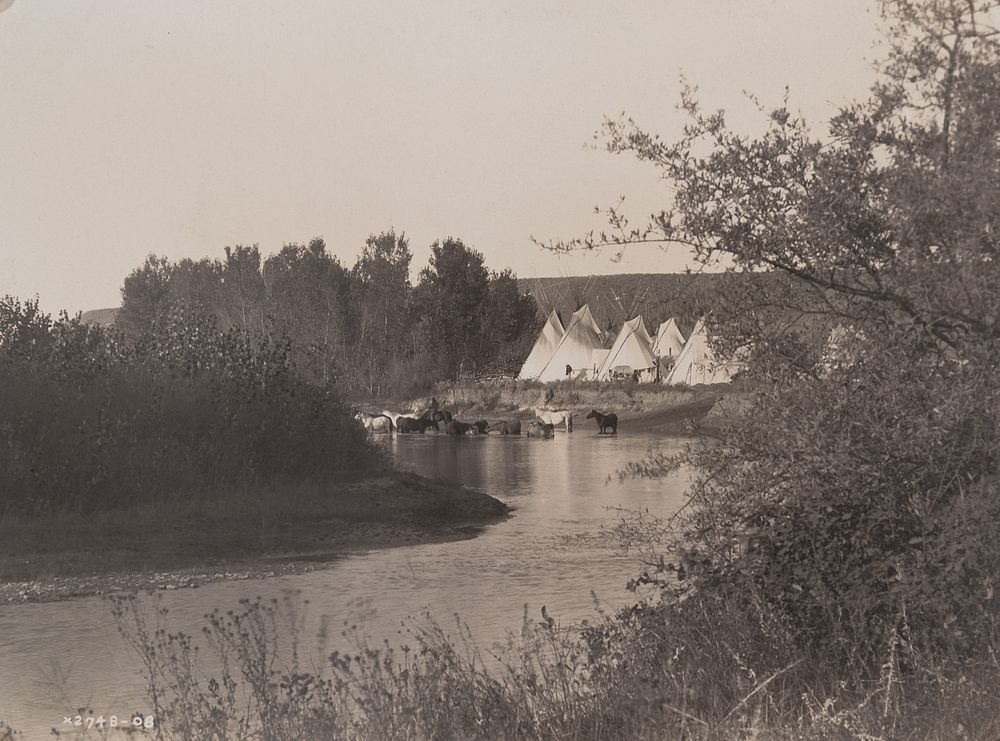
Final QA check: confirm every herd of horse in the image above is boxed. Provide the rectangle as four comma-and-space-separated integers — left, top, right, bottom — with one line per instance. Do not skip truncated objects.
355, 405, 619, 438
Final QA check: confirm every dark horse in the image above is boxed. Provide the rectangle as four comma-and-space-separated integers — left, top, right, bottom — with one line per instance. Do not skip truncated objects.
446, 420, 474, 435
586, 409, 618, 434
493, 420, 521, 435
398, 416, 439, 433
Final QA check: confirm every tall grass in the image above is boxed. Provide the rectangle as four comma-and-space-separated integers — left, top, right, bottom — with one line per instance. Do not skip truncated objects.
110, 589, 1000, 741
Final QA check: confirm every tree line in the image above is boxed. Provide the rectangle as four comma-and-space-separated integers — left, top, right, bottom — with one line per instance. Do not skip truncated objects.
117, 231, 541, 397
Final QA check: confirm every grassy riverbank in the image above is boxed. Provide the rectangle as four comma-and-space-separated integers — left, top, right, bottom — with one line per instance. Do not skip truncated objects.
0, 471, 508, 603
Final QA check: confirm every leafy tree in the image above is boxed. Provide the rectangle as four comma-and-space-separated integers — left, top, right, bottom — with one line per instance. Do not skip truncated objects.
561, 0, 1000, 717
220, 244, 267, 341
414, 238, 491, 378
118, 255, 172, 341
0, 295, 51, 355
350, 229, 413, 394
168, 258, 224, 319
263, 238, 352, 386
477, 268, 540, 373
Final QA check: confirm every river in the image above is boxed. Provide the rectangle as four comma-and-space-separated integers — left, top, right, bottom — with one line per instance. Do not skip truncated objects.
0, 429, 691, 738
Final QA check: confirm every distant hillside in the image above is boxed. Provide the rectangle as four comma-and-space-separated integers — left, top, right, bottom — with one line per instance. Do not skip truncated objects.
517, 272, 779, 337
79, 307, 119, 326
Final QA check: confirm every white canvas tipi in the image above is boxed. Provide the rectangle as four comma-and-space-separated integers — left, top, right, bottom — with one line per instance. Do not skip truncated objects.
518, 308, 564, 379
578, 303, 603, 336
664, 318, 740, 385
596, 316, 657, 380
533, 304, 603, 381
651, 318, 685, 359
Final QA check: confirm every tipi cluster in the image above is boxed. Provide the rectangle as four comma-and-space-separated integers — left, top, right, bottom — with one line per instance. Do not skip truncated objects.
518, 305, 741, 385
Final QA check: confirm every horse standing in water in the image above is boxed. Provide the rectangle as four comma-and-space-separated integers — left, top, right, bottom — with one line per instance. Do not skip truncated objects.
532, 408, 574, 432
446, 420, 475, 435
527, 421, 555, 438
586, 409, 618, 434
420, 403, 453, 425
381, 410, 408, 429
355, 412, 394, 433
431, 409, 453, 424
397, 416, 439, 433
491, 420, 521, 435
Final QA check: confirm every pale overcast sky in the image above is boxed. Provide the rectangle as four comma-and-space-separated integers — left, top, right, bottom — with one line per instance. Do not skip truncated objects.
0, 1, 881, 314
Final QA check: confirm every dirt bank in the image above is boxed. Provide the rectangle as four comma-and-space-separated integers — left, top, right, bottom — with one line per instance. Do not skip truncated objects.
0, 472, 509, 605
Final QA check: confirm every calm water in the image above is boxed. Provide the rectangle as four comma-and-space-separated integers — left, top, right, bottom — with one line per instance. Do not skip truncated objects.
0, 430, 690, 738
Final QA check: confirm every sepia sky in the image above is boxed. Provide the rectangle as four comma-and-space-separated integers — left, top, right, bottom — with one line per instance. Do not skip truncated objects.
0, 0, 881, 314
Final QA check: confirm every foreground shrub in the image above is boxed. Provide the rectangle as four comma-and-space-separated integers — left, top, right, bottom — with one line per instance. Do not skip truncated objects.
612, 330, 1000, 701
